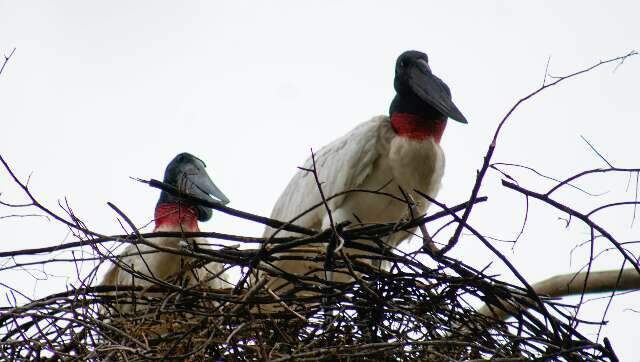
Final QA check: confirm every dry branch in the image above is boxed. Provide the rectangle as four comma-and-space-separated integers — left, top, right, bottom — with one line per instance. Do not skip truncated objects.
479, 268, 640, 322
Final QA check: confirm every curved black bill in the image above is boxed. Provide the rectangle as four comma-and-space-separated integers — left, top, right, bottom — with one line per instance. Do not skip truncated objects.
407, 63, 468, 124
180, 168, 230, 206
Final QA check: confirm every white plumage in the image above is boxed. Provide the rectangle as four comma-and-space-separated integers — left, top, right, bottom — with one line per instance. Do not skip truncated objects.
101, 227, 230, 314
262, 115, 445, 286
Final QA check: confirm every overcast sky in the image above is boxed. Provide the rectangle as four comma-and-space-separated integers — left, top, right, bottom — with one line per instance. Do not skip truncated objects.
1, 1, 639, 358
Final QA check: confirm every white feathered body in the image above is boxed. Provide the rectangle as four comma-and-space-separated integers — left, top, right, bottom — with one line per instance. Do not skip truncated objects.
263, 115, 445, 285
101, 224, 228, 314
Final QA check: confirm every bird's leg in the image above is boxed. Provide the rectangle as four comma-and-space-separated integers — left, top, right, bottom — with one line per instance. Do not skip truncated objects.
407, 195, 438, 255
322, 232, 345, 312
320, 214, 350, 329
321, 212, 349, 287
325, 230, 346, 282
323, 234, 336, 288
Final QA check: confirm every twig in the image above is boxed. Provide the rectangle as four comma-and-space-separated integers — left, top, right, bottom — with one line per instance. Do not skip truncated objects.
0, 48, 16, 77
502, 179, 640, 274
266, 288, 306, 322
441, 51, 638, 256
141, 178, 316, 236
581, 135, 614, 168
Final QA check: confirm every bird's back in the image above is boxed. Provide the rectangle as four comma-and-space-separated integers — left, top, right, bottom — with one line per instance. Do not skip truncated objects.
263, 115, 388, 238
263, 114, 444, 241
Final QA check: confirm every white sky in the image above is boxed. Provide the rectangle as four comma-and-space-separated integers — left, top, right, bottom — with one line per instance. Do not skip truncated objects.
1, 1, 639, 359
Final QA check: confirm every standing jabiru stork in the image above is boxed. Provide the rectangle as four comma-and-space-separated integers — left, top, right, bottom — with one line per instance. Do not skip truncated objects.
262, 50, 467, 291
101, 152, 231, 314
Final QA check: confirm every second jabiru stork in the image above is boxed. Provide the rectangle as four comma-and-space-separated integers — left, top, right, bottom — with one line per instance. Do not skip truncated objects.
101, 152, 231, 314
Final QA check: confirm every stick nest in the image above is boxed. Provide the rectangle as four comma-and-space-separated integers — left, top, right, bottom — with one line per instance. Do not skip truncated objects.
0, 220, 617, 361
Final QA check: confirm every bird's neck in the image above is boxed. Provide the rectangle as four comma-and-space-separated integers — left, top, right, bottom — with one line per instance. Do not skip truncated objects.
390, 112, 446, 143
154, 203, 200, 232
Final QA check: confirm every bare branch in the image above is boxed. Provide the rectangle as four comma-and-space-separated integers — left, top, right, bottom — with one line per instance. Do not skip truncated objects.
0, 47, 16, 77
441, 51, 638, 256
478, 268, 640, 321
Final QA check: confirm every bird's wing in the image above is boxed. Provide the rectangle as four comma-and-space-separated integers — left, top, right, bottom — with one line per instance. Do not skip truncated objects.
99, 243, 160, 287
265, 116, 388, 237
100, 260, 120, 286
101, 238, 227, 288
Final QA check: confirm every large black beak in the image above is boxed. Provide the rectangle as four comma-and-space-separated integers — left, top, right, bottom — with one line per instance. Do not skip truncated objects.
178, 166, 230, 222
183, 170, 230, 206
408, 59, 468, 124
175, 162, 230, 206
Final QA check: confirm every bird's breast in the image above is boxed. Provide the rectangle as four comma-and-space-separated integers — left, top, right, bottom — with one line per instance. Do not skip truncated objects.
340, 134, 445, 227
387, 135, 445, 201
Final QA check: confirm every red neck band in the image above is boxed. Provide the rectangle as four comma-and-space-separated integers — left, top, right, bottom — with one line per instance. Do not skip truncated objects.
390, 113, 446, 143
154, 203, 200, 232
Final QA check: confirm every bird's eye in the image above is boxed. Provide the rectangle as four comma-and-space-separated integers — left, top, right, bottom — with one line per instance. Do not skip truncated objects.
399, 60, 406, 68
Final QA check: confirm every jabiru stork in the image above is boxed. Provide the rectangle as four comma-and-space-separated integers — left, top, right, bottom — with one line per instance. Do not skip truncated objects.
262, 50, 467, 291
101, 152, 231, 313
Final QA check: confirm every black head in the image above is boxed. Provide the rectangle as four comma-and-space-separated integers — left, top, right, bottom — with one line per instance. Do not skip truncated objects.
157, 152, 230, 222
390, 50, 467, 123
